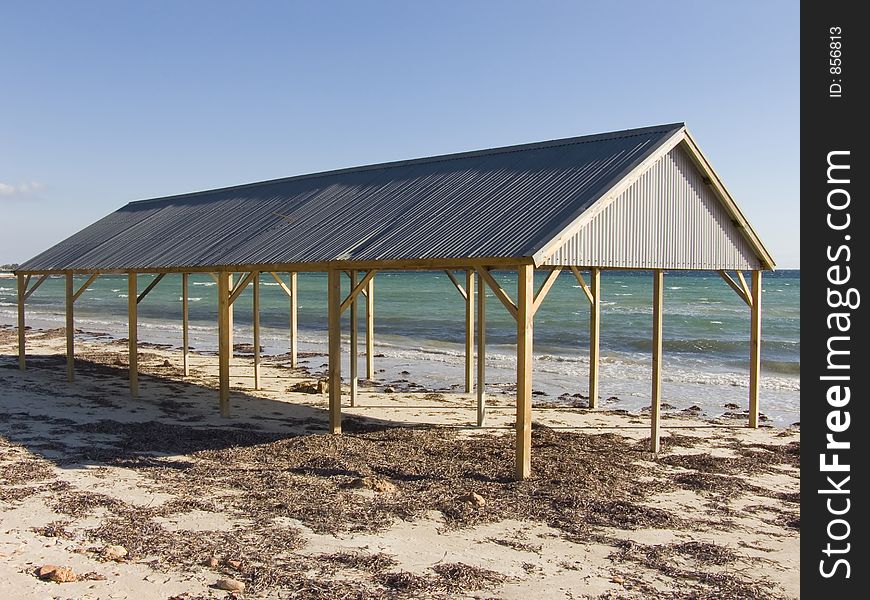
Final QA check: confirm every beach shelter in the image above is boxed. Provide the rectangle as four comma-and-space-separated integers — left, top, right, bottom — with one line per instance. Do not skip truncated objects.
13, 123, 775, 479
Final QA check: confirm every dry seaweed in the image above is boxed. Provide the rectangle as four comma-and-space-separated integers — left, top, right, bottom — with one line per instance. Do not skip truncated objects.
431, 562, 507, 591
609, 539, 786, 599
318, 551, 398, 573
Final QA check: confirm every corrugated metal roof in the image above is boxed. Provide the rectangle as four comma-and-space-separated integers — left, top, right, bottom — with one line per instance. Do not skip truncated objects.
20, 124, 687, 272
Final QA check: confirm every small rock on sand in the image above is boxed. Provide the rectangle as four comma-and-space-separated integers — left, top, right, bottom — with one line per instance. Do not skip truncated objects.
458, 492, 486, 508
227, 559, 242, 569
37, 564, 77, 583
317, 379, 329, 394
215, 578, 246, 592
36, 565, 59, 578
162, 359, 172, 367
290, 381, 319, 394
102, 544, 128, 561
384, 386, 396, 393
205, 556, 219, 568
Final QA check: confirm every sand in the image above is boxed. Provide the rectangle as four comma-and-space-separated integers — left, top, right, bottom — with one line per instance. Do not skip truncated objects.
0, 324, 799, 599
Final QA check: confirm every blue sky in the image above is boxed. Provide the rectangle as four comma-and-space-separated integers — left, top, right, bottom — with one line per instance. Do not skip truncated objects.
1, 1, 799, 267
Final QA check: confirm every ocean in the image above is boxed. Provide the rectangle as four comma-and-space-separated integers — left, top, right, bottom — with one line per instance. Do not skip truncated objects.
0, 269, 800, 425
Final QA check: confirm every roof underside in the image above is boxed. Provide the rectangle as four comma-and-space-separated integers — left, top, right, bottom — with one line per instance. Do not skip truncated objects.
19, 124, 688, 272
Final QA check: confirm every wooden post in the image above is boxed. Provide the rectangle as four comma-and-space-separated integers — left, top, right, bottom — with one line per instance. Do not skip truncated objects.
749, 270, 762, 428
366, 274, 375, 380
17, 273, 26, 370
218, 272, 231, 417
516, 264, 534, 480
477, 271, 486, 426
350, 270, 359, 406
327, 270, 342, 434
465, 269, 475, 393
589, 267, 601, 408
285, 271, 296, 368
650, 269, 664, 453
65, 273, 74, 382
128, 273, 139, 397
253, 271, 261, 390
182, 273, 190, 376
227, 273, 234, 358
366, 277, 375, 381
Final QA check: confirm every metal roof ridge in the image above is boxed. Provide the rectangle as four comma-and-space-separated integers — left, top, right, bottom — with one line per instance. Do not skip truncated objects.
125, 122, 686, 207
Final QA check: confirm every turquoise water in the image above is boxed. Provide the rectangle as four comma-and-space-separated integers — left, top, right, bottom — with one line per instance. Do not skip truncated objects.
0, 270, 800, 424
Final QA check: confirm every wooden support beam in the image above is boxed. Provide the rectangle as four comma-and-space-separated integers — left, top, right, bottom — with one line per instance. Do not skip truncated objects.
72, 273, 99, 302
477, 270, 486, 426
253, 272, 261, 390
339, 269, 377, 313
570, 267, 594, 305
532, 267, 562, 315
516, 264, 534, 480
589, 267, 601, 409
327, 270, 342, 434
208, 272, 219, 284
65, 273, 74, 382
717, 270, 752, 307
290, 272, 298, 368
736, 271, 752, 303
218, 271, 231, 417
228, 271, 255, 305
17, 273, 26, 370
136, 273, 166, 304
23, 274, 48, 301
476, 267, 518, 320
650, 269, 664, 453
350, 270, 359, 406
228, 274, 234, 357
269, 271, 298, 367
182, 273, 190, 377
465, 269, 474, 393
749, 271, 762, 428
128, 273, 139, 397
269, 271, 293, 296
444, 270, 468, 300
366, 275, 374, 380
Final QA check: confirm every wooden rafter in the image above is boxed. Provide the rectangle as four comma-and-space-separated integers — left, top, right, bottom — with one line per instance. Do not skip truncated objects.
208, 272, 219, 284
72, 274, 99, 302
718, 270, 752, 307
444, 270, 468, 300
475, 267, 518, 320
570, 267, 595, 304
136, 273, 166, 304
532, 267, 562, 315
340, 270, 377, 314
228, 271, 256, 305
23, 274, 49, 301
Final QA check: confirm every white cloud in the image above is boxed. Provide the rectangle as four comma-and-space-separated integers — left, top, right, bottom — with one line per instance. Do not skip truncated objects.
0, 181, 45, 198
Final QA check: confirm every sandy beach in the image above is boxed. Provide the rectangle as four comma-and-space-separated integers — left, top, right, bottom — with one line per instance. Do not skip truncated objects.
1, 324, 799, 599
